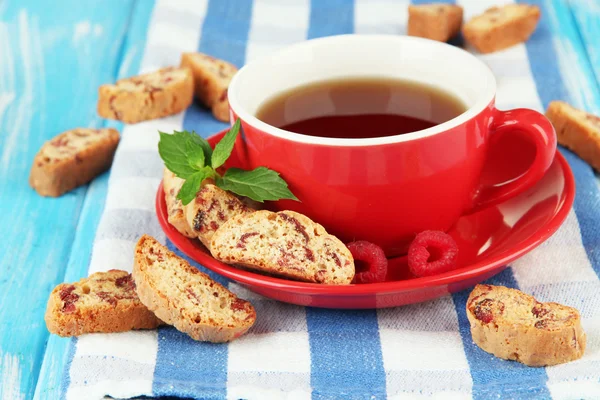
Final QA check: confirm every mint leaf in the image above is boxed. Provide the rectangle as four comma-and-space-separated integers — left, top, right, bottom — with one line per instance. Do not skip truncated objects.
159, 131, 199, 178
186, 137, 205, 170
188, 133, 213, 164
176, 167, 214, 205
211, 119, 240, 169
216, 167, 298, 203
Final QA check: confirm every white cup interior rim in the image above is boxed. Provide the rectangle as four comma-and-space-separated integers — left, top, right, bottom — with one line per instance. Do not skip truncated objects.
227, 34, 497, 147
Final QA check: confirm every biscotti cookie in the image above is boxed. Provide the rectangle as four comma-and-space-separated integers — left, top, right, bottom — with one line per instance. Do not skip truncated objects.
408, 4, 463, 42
463, 4, 540, 53
180, 53, 238, 122
210, 210, 355, 285
466, 284, 586, 366
29, 128, 120, 197
163, 168, 196, 238
133, 235, 256, 342
97, 67, 194, 123
45, 270, 163, 337
184, 182, 253, 249
546, 101, 600, 171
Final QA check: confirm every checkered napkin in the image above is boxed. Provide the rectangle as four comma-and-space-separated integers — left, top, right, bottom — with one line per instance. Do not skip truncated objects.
61, 0, 600, 399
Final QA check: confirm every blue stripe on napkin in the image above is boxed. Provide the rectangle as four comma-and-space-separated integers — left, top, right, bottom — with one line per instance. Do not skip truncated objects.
200, 0, 253, 68
521, 0, 600, 281
519, 0, 570, 105
308, 0, 354, 39
306, 309, 387, 399
452, 269, 551, 399
153, 0, 254, 396
450, 2, 563, 393
153, 328, 229, 399
184, 0, 254, 137
448, 2, 553, 394
305, 3, 386, 399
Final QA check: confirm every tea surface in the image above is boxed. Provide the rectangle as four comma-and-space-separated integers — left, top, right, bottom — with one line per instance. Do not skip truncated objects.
256, 77, 467, 139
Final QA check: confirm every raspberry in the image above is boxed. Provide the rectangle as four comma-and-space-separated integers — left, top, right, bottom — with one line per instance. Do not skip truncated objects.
347, 241, 388, 284
407, 230, 459, 277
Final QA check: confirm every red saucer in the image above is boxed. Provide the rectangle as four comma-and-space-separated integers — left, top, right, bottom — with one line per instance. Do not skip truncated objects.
156, 131, 575, 309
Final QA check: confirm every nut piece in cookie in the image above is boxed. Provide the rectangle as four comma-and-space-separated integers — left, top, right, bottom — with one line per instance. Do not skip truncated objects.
408, 4, 463, 42
163, 168, 196, 238
180, 52, 238, 122
97, 67, 194, 123
45, 270, 163, 337
466, 284, 585, 366
184, 182, 254, 249
30, 128, 120, 197
210, 210, 355, 285
133, 235, 256, 343
462, 4, 540, 53
546, 101, 600, 172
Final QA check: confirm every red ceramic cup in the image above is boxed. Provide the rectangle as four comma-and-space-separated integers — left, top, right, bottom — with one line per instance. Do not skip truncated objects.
227, 35, 557, 257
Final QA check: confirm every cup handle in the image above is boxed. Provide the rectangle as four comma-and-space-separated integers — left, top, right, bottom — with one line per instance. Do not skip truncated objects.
466, 108, 557, 214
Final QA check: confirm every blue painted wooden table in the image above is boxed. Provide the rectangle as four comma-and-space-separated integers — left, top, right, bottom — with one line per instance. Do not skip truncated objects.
0, 1, 598, 399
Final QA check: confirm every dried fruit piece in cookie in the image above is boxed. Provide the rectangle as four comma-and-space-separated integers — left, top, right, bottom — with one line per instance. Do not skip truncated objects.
407, 230, 459, 277
210, 210, 355, 284
180, 52, 238, 122
45, 270, 163, 337
163, 168, 196, 238
133, 235, 256, 342
408, 4, 463, 42
466, 284, 586, 366
347, 241, 388, 284
184, 182, 254, 249
97, 67, 194, 123
546, 101, 600, 172
463, 4, 540, 53
30, 128, 120, 197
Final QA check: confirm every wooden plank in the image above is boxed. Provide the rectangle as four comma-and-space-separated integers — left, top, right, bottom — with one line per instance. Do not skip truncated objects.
540, 0, 600, 113
0, 1, 136, 399
568, 0, 600, 95
32, 2, 156, 398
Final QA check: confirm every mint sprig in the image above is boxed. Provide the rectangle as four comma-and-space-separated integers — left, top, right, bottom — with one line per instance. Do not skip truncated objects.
158, 119, 298, 205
